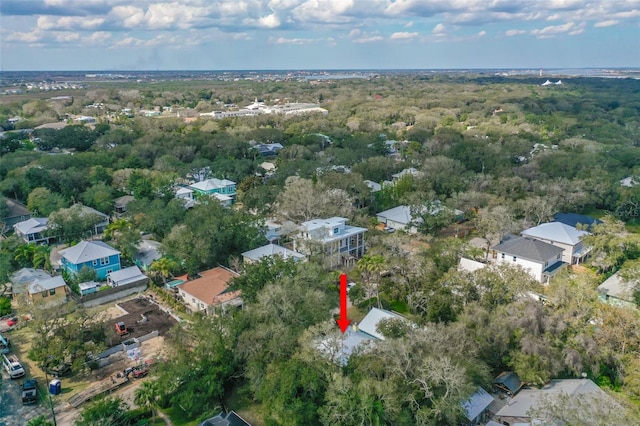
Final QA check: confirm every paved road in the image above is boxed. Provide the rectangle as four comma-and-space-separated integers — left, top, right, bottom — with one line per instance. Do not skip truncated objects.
0, 372, 52, 426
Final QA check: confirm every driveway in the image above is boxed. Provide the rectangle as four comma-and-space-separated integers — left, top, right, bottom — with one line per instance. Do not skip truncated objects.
0, 372, 52, 426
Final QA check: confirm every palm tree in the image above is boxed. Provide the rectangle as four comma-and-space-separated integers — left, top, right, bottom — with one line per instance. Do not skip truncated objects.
356, 254, 386, 308
14, 243, 35, 267
134, 380, 160, 424
149, 257, 178, 285
32, 244, 51, 271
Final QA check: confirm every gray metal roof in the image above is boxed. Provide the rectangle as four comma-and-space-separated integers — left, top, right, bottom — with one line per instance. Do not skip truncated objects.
60, 241, 120, 264
29, 275, 66, 294
108, 265, 146, 285
522, 222, 588, 245
376, 205, 414, 226
462, 387, 494, 421
493, 237, 564, 263
241, 243, 305, 262
14, 217, 48, 235
358, 307, 406, 341
598, 271, 636, 302
495, 379, 611, 418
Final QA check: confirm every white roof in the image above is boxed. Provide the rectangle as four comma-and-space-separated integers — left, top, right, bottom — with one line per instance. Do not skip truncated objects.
358, 307, 406, 341
14, 217, 48, 235
598, 271, 636, 302
108, 265, 146, 285
521, 222, 588, 246
364, 180, 381, 192
212, 193, 233, 202
190, 178, 236, 191
11, 268, 51, 285
79, 281, 99, 290
242, 243, 306, 262
495, 379, 610, 418
376, 205, 414, 226
175, 187, 193, 195
29, 275, 66, 293
60, 241, 120, 264
302, 217, 347, 232
459, 257, 487, 273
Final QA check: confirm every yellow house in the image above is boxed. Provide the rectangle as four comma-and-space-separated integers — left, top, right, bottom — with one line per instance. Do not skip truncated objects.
28, 276, 69, 305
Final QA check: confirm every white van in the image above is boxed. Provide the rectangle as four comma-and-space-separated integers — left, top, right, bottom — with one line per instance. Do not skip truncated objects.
2, 354, 25, 379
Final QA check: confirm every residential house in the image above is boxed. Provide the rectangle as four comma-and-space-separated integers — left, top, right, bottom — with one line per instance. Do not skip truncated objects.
175, 186, 196, 208
252, 142, 284, 157
189, 178, 237, 199
13, 218, 51, 244
492, 236, 565, 283
493, 371, 523, 396
69, 204, 110, 235
134, 239, 162, 271
376, 203, 463, 234
107, 265, 148, 288
597, 271, 638, 309
620, 176, 639, 187
357, 307, 408, 340
59, 240, 121, 280
177, 267, 241, 314
462, 387, 495, 426
521, 222, 590, 264
113, 195, 135, 217
376, 205, 418, 233
10, 268, 53, 300
28, 275, 69, 304
363, 180, 381, 192
199, 411, 251, 426
458, 257, 487, 273
392, 167, 422, 181
1, 199, 31, 229
553, 213, 602, 230
324, 307, 410, 366
494, 379, 617, 425
295, 217, 366, 269
241, 243, 306, 264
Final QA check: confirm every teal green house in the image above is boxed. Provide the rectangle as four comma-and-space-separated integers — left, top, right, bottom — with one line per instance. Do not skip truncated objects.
59, 240, 121, 280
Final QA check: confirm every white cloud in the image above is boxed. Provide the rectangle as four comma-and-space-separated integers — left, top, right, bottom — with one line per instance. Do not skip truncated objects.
594, 19, 619, 28
432, 23, 446, 34
110, 6, 146, 28
404, 21, 414, 28
390, 31, 418, 40
270, 36, 311, 44
352, 35, 384, 43
505, 29, 526, 36
348, 29, 361, 37
258, 13, 281, 28
293, 0, 356, 24
477, 30, 486, 37
268, 0, 302, 9
531, 21, 584, 38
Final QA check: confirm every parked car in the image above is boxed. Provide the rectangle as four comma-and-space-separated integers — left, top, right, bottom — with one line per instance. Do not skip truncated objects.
6, 317, 18, 327
124, 364, 149, 379
21, 378, 38, 404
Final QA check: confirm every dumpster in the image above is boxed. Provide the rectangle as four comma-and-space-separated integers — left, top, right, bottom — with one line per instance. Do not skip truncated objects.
49, 379, 61, 395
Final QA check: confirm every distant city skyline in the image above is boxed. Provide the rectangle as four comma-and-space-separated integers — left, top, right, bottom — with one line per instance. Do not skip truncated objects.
1, 0, 639, 71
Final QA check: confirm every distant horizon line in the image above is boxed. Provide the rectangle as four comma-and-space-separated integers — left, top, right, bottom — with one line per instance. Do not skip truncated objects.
2, 67, 639, 73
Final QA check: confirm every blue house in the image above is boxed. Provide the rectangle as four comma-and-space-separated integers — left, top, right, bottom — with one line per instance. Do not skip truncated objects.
59, 241, 121, 280
189, 178, 236, 199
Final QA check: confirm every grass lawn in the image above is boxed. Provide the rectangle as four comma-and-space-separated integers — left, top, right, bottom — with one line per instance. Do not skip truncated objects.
160, 406, 199, 426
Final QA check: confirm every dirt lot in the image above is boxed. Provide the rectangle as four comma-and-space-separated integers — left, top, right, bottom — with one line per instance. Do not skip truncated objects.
106, 295, 178, 342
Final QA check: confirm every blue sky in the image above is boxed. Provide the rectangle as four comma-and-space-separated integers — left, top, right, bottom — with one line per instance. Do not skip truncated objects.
1, 0, 639, 71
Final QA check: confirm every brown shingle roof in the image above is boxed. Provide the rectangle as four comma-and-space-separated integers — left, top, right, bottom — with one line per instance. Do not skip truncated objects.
178, 267, 239, 307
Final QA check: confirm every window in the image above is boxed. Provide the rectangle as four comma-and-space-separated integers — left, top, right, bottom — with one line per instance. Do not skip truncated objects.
513, 256, 517, 262
92, 259, 98, 266
192, 298, 196, 303
49, 288, 56, 296
333, 227, 339, 235
100, 257, 109, 266
501, 253, 505, 259
42, 292, 48, 298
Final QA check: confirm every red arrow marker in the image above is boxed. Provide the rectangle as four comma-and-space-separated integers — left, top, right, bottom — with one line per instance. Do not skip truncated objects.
336, 273, 351, 333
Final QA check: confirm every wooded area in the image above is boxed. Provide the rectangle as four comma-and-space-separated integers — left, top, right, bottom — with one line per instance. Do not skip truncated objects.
2, 73, 640, 425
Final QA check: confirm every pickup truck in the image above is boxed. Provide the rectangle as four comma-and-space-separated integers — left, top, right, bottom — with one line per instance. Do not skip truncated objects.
2, 353, 25, 379
21, 378, 38, 404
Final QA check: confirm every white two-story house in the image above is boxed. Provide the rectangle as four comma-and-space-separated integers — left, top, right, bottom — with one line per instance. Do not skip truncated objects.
492, 236, 565, 283
521, 222, 590, 264
294, 217, 366, 269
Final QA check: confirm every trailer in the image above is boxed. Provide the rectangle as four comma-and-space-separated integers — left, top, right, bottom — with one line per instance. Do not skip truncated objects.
67, 375, 129, 408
